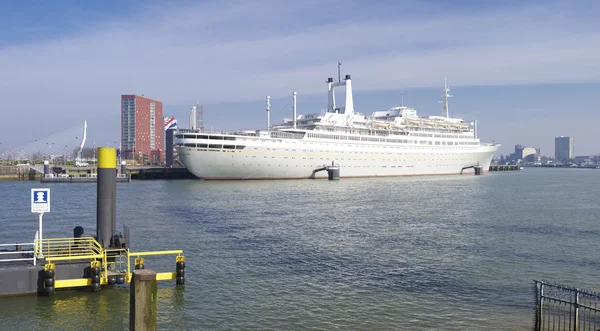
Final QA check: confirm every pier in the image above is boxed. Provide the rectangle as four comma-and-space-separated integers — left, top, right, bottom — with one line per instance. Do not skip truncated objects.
0, 147, 185, 297
41, 174, 131, 183
129, 167, 195, 180
489, 165, 521, 171
0, 163, 194, 181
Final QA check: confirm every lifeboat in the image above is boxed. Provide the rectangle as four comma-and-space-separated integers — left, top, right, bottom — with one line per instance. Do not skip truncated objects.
390, 122, 405, 129
371, 121, 389, 128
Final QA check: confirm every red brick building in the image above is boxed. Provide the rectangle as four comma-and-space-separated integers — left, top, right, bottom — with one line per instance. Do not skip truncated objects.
121, 95, 164, 163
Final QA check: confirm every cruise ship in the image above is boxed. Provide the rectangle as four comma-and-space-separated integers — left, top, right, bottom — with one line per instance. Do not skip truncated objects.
174, 74, 499, 180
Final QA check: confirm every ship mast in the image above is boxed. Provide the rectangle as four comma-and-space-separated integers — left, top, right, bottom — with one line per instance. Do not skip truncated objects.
266, 96, 271, 130
442, 78, 452, 118
292, 92, 297, 129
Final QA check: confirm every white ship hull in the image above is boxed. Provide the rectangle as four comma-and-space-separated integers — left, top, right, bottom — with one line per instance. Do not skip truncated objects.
177, 137, 499, 180
175, 73, 500, 180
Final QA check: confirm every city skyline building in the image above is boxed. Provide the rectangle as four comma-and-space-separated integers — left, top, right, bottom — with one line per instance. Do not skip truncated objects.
121, 94, 163, 163
188, 104, 204, 131
503, 144, 540, 164
514, 144, 540, 163
555, 136, 574, 162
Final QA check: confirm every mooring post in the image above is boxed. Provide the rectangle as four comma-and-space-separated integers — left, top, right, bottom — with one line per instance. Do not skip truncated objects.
97, 147, 117, 249
130, 269, 157, 331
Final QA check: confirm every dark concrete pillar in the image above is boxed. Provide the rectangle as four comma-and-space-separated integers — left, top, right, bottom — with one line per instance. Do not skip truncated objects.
166, 129, 174, 167
97, 147, 116, 249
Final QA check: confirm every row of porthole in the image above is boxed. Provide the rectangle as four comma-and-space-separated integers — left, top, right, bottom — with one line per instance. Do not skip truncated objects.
231, 164, 467, 168
229, 139, 479, 148
240, 155, 473, 161
221, 149, 476, 157
236, 164, 424, 168
186, 145, 477, 154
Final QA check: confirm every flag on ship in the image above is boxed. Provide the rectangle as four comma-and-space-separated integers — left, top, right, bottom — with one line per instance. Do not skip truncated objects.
164, 117, 178, 130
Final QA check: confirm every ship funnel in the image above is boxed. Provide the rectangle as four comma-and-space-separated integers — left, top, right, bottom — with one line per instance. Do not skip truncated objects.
327, 74, 354, 115
344, 74, 354, 115
327, 78, 335, 112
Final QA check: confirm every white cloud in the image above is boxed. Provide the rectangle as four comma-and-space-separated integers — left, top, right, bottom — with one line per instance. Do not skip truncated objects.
0, 0, 598, 147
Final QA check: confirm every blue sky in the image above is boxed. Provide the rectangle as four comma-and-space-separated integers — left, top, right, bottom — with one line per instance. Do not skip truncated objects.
1, 0, 599, 157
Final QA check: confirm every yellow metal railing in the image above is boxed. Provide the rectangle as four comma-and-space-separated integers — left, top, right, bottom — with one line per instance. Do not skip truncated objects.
36, 237, 104, 262
128, 250, 184, 282
37, 236, 185, 289
129, 250, 183, 257
103, 248, 131, 283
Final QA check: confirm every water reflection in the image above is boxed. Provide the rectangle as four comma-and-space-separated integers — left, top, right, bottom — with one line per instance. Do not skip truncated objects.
1, 170, 600, 330
1, 285, 185, 331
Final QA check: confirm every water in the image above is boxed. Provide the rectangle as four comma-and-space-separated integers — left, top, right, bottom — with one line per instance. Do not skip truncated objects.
1, 168, 599, 330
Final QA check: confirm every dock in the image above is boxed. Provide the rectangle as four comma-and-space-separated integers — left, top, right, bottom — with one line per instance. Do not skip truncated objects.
489, 165, 521, 171
0, 161, 195, 182
0, 147, 185, 297
129, 167, 195, 180
41, 174, 131, 183
0, 235, 184, 296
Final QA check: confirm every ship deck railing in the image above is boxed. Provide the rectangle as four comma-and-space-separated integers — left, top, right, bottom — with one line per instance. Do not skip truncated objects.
177, 129, 258, 136
176, 127, 480, 142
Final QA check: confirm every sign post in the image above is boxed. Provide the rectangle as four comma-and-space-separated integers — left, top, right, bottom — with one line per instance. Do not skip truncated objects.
31, 188, 50, 257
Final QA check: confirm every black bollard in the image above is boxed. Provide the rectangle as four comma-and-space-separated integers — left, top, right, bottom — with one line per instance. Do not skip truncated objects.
74, 226, 84, 238
134, 257, 145, 270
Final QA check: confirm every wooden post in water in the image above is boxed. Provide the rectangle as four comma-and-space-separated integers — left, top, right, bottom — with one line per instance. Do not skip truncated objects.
130, 269, 157, 331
